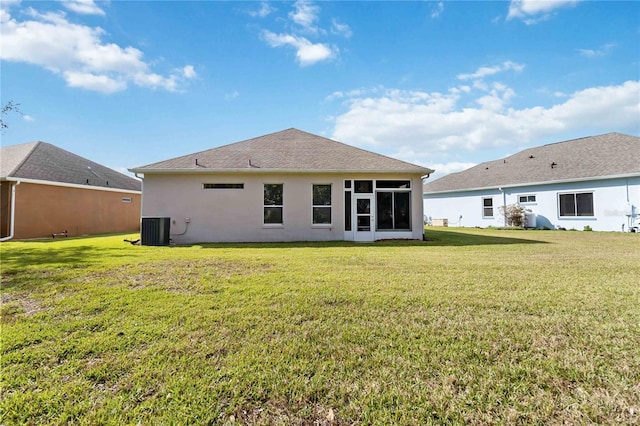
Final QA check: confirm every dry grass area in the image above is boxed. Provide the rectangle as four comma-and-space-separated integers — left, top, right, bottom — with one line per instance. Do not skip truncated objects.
1, 228, 639, 424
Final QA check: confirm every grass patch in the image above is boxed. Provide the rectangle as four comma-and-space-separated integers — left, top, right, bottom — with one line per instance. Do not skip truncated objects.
1, 229, 639, 424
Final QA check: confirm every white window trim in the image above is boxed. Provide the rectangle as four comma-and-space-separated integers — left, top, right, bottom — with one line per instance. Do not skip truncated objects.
263, 183, 284, 227
518, 194, 537, 204
312, 183, 332, 227
557, 191, 595, 218
482, 197, 494, 218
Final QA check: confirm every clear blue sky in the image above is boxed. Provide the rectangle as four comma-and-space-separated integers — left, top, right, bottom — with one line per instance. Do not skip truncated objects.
2, 0, 639, 179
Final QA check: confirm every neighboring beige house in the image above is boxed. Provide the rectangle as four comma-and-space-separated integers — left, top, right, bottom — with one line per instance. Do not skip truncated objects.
130, 128, 433, 243
1, 142, 141, 240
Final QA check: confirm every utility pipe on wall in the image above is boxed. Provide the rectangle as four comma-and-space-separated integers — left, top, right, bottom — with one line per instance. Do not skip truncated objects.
0, 180, 21, 242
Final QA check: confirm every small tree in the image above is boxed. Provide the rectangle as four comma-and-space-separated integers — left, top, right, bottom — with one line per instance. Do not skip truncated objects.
1, 101, 23, 131
500, 204, 527, 227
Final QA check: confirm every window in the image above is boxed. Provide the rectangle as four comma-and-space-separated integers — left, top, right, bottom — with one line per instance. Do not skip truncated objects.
559, 192, 594, 217
354, 180, 373, 193
344, 191, 352, 231
264, 184, 283, 224
121, 197, 132, 203
376, 180, 411, 189
312, 184, 332, 224
344, 180, 352, 189
519, 194, 536, 203
376, 191, 411, 231
482, 197, 494, 218
203, 183, 244, 189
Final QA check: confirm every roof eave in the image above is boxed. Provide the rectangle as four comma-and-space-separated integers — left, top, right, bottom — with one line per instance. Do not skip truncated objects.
1, 176, 141, 194
130, 167, 434, 175
423, 172, 640, 195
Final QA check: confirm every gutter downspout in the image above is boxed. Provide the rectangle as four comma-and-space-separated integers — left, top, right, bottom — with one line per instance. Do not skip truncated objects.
134, 173, 144, 234
498, 187, 507, 226
0, 181, 21, 242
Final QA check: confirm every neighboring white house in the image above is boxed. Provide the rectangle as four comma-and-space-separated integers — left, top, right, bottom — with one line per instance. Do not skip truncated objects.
423, 133, 640, 232
130, 129, 433, 243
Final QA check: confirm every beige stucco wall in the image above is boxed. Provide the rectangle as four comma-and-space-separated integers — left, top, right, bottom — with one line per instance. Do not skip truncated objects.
141, 172, 425, 243
1, 182, 141, 239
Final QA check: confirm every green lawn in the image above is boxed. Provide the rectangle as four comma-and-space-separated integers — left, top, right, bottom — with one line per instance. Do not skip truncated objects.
1, 228, 639, 425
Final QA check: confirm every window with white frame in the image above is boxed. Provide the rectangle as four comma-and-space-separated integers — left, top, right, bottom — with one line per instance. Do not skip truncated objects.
558, 192, 594, 217
264, 184, 283, 224
518, 194, 536, 204
312, 184, 332, 224
482, 197, 494, 218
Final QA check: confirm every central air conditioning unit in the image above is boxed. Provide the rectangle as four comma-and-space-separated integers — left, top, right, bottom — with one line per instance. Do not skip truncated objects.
141, 217, 171, 246
524, 211, 537, 229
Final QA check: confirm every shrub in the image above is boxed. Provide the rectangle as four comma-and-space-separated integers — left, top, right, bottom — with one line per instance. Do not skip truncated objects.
499, 204, 527, 227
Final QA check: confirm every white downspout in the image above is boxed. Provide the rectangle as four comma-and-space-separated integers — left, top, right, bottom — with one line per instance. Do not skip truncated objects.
134, 173, 144, 237
498, 187, 507, 226
0, 181, 21, 242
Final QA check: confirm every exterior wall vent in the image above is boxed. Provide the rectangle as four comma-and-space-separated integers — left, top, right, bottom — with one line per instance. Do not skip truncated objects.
141, 217, 171, 246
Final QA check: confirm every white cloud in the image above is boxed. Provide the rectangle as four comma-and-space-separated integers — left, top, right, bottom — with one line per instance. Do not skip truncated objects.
23, 114, 35, 122
260, 0, 348, 66
262, 30, 335, 66
0, 0, 21, 13
248, 1, 275, 18
289, 0, 320, 34
181, 65, 197, 78
507, 0, 580, 24
577, 43, 616, 58
331, 19, 352, 38
0, 6, 195, 93
60, 0, 105, 16
457, 61, 525, 81
326, 87, 378, 101
64, 70, 126, 93
431, 2, 444, 19
330, 78, 640, 173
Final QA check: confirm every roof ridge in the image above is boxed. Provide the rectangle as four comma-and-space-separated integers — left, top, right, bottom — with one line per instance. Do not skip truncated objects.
135, 128, 430, 171
8, 141, 42, 176
538, 132, 630, 148
132, 128, 432, 173
284, 128, 432, 170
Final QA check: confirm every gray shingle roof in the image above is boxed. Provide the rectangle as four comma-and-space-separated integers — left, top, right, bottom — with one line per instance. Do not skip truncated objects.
423, 132, 640, 194
1, 141, 141, 191
131, 128, 433, 174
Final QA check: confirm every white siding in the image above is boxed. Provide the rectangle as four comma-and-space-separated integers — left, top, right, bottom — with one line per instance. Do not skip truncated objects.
423, 176, 640, 232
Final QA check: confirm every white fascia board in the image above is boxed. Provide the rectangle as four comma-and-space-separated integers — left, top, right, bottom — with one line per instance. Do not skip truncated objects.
423, 172, 640, 196
2, 177, 141, 194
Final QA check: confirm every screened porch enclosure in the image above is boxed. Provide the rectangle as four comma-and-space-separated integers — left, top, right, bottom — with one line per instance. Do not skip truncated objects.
343, 179, 414, 241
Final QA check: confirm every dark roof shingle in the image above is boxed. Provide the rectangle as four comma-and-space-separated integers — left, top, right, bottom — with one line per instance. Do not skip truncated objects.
131, 128, 432, 174
423, 132, 640, 193
1, 141, 141, 191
